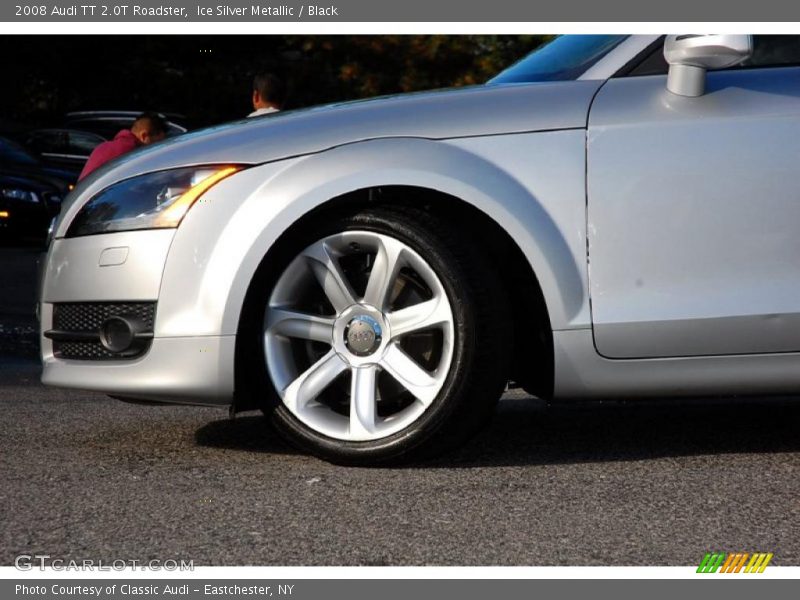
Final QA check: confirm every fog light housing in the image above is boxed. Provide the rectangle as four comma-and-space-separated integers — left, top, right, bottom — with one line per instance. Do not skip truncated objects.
99, 317, 134, 352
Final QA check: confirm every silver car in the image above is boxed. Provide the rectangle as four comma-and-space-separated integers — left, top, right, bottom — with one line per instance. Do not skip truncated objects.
39, 35, 800, 464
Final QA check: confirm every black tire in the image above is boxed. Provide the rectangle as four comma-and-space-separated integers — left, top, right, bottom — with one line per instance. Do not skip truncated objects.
246, 205, 511, 465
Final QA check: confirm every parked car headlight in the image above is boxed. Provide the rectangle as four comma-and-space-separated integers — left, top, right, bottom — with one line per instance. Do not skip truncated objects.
1, 188, 39, 203
66, 165, 241, 237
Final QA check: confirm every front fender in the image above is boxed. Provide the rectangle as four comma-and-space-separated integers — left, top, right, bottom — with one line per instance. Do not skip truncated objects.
155, 135, 587, 340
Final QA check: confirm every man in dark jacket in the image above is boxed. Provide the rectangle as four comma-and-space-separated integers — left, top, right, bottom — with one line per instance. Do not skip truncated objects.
78, 112, 167, 180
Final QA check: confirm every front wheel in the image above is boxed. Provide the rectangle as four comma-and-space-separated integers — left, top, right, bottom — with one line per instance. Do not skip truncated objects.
253, 207, 510, 464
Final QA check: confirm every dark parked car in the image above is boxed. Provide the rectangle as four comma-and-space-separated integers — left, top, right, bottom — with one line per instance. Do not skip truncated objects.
23, 128, 105, 173
22, 112, 187, 173
0, 136, 69, 245
63, 110, 188, 139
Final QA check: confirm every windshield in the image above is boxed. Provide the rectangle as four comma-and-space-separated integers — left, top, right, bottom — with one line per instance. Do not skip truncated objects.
490, 35, 628, 84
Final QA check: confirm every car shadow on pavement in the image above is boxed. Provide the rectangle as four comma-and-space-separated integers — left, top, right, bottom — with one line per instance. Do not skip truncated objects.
195, 394, 800, 467
194, 415, 298, 455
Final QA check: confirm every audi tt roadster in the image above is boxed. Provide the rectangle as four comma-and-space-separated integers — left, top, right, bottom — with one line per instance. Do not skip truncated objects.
39, 34, 800, 463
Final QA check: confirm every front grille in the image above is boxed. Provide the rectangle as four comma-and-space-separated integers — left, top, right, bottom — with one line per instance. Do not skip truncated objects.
55, 341, 119, 361
50, 302, 155, 360
54, 302, 155, 332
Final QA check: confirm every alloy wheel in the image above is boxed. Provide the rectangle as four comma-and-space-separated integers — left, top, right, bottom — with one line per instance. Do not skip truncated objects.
264, 231, 455, 442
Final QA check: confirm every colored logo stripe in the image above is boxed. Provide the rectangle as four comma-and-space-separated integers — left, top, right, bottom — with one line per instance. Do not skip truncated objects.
720, 553, 749, 573
697, 552, 773, 573
745, 553, 773, 573
697, 553, 726, 573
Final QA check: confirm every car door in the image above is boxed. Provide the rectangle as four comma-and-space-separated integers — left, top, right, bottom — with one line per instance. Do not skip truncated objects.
587, 37, 800, 358
66, 131, 104, 164
27, 130, 68, 163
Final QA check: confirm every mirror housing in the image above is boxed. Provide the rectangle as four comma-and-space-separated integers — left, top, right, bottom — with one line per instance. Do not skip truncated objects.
664, 34, 753, 97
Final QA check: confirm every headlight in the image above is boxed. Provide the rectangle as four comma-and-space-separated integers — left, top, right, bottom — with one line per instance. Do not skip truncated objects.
66, 165, 241, 237
1, 188, 39, 203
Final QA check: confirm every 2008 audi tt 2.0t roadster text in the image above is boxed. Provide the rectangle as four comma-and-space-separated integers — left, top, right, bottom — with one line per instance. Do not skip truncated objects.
40, 35, 800, 464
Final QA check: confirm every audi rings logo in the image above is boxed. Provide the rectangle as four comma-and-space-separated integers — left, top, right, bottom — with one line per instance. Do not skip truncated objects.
350, 330, 376, 344
344, 315, 383, 356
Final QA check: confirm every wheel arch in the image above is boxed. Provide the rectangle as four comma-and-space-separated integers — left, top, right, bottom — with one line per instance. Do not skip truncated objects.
233, 183, 556, 411
225, 137, 580, 316
223, 136, 580, 410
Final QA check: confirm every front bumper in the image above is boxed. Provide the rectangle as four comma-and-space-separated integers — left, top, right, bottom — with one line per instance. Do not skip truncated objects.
39, 228, 235, 405
41, 333, 235, 405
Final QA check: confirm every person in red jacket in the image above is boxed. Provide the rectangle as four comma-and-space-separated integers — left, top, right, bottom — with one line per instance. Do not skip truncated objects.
78, 112, 167, 180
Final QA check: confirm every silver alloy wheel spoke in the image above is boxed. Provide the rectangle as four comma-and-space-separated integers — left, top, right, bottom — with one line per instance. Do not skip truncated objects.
349, 365, 378, 437
387, 297, 450, 338
303, 241, 357, 313
362, 236, 405, 310
380, 344, 441, 406
266, 307, 335, 342
282, 350, 348, 413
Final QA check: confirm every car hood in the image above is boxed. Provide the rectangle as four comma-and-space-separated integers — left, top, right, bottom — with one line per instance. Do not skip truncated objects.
69, 79, 602, 204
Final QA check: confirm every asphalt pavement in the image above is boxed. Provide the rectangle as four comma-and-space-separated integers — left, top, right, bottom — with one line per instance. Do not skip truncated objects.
1, 246, 799, 566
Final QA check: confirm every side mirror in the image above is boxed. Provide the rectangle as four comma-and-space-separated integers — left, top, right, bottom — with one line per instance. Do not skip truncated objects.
664, 34, 752, 97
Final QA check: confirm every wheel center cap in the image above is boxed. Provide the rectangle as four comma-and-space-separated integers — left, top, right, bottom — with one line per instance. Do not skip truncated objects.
344, 315, 383, 356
